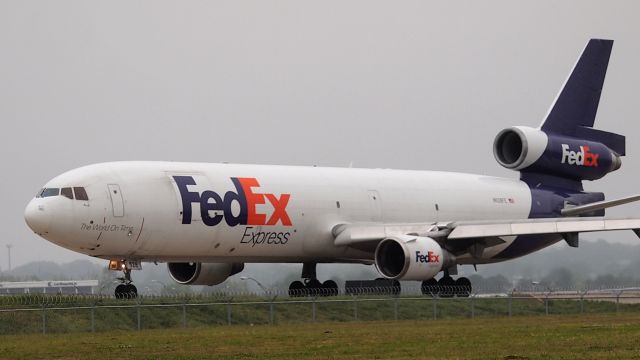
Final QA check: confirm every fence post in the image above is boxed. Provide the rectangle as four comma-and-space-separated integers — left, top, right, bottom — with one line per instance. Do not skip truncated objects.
269, 301, 274, 325
41, 303, 46, 335
393, 297, 398, 321
545, 295, 549, 316
227, 300, 232, 325
312, 297, 317, 322
182, 304, 187, 328
579, 290, 587, 314
470, 294, 475, 319
616, 290, 623, 313
353, 295, 358, 321
136, 300, 141, 331
432, 297, 437, 320
508, 292, 512, 317
91, 304, 96, 333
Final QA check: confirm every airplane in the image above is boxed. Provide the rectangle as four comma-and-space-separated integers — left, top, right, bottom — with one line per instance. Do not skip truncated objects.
24, 38, 640, 298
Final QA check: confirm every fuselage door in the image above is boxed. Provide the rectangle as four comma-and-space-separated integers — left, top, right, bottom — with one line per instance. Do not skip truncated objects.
107, 184, 125, 217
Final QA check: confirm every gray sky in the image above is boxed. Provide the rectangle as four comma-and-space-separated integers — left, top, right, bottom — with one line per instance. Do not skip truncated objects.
1, 1, 640, 268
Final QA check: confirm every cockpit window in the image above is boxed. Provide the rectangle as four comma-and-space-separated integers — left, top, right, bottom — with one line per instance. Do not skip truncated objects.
39, 188, 60, 198
35, 186, 88, 200
61, 187, 74, 199
74, 187, 89, 201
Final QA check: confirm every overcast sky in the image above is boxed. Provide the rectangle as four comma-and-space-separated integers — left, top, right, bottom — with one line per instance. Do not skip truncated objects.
1, 1, 640, 268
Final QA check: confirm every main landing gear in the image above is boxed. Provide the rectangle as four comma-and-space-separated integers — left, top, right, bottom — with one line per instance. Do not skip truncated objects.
288, 263, 339, 297
421, 275, 472, 298
109, 260, 139, 299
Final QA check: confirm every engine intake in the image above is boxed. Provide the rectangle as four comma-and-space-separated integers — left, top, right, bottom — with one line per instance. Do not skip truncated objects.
374, 235, 454, 281
168, 262, 244, 286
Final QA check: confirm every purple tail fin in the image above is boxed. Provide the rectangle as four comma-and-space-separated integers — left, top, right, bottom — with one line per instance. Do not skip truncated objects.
540, 39, 624, 155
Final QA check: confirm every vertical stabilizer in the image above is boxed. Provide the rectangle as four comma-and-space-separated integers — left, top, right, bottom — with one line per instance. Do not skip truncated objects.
540, 39, 613, 136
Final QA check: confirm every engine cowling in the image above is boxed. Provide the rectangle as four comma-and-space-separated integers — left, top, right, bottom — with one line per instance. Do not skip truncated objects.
374, 235, 454, 281
493, 126, 621, 181
168, 262, 244, 286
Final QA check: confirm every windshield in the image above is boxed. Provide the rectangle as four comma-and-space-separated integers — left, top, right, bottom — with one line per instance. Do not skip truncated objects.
74, 187, 89, 201
61, 187, 73, 199
37, 188, 60, 198
35, 186, 89, 200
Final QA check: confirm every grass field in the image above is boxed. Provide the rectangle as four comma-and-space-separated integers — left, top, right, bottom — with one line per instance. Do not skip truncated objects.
1, 313, 640, 359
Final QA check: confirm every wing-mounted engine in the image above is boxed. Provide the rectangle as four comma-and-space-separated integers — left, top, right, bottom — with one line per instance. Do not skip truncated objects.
493, 126, 622, 181
168, 262, 244, 285
374, 235, 455, 280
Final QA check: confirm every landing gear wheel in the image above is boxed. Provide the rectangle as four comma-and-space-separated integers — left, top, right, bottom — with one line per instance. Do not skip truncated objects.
126, 284, 138, 299
455, 277, 471, 297
421, 278, 439, 297
115, 284, 138, 299
321, 280, 339, 297
390, 280, 401, 296
289, 281, 305, 297
305, 279, 322, 297
438, 276, 455, 298
115, 284, 127, 299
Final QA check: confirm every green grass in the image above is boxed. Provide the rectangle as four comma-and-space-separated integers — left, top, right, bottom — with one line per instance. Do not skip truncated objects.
1, 313, 640, 359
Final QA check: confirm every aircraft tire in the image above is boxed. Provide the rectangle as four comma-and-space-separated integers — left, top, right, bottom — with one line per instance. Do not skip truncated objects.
391, 280, 401, 296
305, 279, 322, 297
421, 278, 439, 297
288, 281, 305, 297
438, 276, 455, 298
455, 277, 472, 297
126, 284, 138, 299
321, 280, 339, 297
115, 284, 126, 299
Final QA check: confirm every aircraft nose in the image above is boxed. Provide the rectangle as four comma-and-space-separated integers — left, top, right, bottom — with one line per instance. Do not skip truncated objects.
24, 199, 51, 235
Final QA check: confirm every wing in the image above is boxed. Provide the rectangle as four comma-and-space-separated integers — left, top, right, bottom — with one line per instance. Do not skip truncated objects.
333, 217, 640, 251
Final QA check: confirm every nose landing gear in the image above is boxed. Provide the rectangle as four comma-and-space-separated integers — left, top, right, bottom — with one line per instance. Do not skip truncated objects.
109, 260, 140, 299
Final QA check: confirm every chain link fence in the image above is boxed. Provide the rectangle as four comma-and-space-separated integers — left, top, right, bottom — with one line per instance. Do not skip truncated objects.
1, 285, 640, 335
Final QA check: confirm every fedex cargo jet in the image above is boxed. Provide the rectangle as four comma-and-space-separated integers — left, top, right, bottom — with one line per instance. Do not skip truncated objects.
24, 39, 640, 298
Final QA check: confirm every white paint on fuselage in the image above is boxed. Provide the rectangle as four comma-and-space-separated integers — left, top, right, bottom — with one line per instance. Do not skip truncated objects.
26, 162, 533, 264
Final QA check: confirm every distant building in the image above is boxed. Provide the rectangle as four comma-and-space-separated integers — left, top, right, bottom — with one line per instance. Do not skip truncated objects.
0, 280, 99, 295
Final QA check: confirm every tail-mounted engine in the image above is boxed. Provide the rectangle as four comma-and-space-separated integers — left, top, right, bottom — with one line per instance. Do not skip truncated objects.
374, 235, 455, 281
493, 126, 622, 181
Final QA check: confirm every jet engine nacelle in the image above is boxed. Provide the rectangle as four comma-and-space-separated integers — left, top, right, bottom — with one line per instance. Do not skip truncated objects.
493, 126, 621, 181
374, 235, 454, 281
168, 262, 244, 286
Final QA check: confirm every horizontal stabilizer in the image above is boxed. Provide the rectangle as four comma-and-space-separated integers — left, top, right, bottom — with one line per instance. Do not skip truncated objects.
575, 126, 626, 156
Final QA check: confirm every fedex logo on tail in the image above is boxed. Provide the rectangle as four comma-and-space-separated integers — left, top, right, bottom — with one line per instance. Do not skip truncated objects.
173, 176, 292, 227
561, 144, 599, 167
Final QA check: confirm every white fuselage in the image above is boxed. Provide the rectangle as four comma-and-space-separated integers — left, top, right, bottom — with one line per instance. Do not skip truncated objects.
25, 162, 535, 265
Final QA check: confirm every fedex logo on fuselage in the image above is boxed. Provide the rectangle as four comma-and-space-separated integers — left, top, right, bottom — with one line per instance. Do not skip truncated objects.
173, 176, 292, 227
561, 144, 599, 167
415, 251, 439, 264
